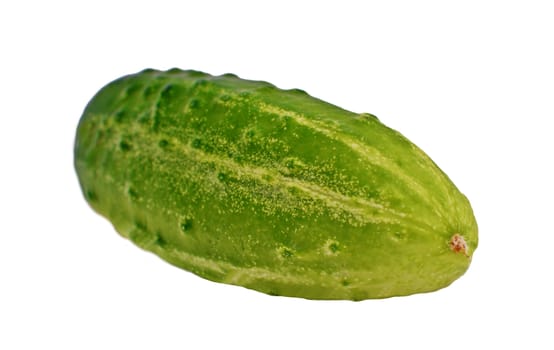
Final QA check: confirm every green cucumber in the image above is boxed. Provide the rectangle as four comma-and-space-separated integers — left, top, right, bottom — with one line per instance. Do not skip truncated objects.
74, 68, 478, 300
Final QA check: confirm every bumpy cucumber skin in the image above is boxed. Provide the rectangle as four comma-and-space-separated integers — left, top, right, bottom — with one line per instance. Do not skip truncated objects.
75, 69, 478, 300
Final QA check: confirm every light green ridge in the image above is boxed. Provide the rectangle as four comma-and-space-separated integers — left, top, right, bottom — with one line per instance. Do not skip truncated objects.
255, 100, 452, 216
75, 68, 478, 300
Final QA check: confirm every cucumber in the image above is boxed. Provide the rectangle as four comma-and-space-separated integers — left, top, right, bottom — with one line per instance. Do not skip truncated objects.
74, 68, 478, 300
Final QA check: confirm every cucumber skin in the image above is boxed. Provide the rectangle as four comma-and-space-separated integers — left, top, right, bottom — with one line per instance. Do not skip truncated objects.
74, 69, 478, 300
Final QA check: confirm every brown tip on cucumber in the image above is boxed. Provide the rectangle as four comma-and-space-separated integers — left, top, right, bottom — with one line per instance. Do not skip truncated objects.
450, 234, 469, 257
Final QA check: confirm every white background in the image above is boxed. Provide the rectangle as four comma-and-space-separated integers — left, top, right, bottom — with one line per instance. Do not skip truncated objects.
2, 1, 553, 349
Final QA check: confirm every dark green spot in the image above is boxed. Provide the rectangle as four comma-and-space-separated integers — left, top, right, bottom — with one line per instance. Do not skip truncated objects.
394, 231, 406, 240
126, 84, 141, 95
328, 242, 340, 253
180, 218, 193, 232
127, 187, 139, 200
114, 110, 126, 123
140, 68, 156, 74
200, 140, 214, 152
221, 73, 238, 78
119, 140, 131, 151
341, 279, 350, 287
244, 129, 256, 138
143, 86, 155, 97
167, 68, 182, 74
161, 84, 175, 97
85, 190, 97, 201
189, 99, 200, 109
155, 234, 168, 247
134, 220, 146, 231
217, 172, 227, 182
191, 138, 202, 149
158, 139, 169, 148
285, 159, 295, 169
220, 94, 231, 102
239, 91, 251, 98
280, 247, 294, 258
